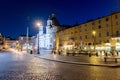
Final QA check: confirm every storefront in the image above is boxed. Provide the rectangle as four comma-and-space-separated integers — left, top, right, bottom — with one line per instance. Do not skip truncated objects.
111, 37, 120, 51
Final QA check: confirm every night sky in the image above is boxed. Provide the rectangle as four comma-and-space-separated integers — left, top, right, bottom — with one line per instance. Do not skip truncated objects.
0, 0, 120, 38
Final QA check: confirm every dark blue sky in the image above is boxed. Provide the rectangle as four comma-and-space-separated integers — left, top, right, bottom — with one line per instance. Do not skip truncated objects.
0, 0, 120, 38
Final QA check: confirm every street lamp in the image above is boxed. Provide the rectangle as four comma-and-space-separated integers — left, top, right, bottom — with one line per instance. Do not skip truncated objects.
92, 30, 96, 51
36, 21, 41, 54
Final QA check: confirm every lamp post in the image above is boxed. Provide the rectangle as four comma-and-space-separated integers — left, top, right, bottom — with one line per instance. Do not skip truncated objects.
36, 22, 41, 54
92, 30, 96, 51
26, 27, 29, 53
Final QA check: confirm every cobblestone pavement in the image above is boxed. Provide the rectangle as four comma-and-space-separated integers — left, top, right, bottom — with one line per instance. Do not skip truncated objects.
0, 51, 120, 80
37, 50, 120, 65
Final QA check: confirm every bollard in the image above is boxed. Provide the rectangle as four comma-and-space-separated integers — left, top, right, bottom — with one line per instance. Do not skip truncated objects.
117, 51, 119, 56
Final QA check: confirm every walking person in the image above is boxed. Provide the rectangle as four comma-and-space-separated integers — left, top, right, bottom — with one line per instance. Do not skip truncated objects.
30, 50, 33, 54
58, 49, 61, 55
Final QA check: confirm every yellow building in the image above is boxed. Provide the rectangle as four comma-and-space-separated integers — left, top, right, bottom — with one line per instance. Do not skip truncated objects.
56, 11, 120, 51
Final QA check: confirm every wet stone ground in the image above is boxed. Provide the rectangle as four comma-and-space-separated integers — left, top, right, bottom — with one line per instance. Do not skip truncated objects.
0, 52, 120, 80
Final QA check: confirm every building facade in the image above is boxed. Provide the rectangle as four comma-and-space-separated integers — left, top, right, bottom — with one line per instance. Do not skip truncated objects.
0, 33, 4, 49
18, 36, 36, 50
0, 33, 3, 45
5, 38, 17, 48
56, 12, 120, 51
37, 13, 61, 49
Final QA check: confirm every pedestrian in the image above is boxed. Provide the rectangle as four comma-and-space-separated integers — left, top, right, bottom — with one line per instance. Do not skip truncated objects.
30, 50, 33, 54
96, 52, 98, 56
52, 50, 54, 54
116, 51, 119, 56
21, 47, 23, 51
88, 52, 91, 57
111, 51, 114, 56
58, 49, 61, 55
105, 52, 107, 56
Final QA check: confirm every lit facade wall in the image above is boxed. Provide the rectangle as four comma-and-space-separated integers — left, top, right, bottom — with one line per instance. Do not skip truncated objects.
38, 14, 58, 49
18, 36, 35, 50
45, 21, 57, 49
56, 12, 120, 51
0, 33, 3, 45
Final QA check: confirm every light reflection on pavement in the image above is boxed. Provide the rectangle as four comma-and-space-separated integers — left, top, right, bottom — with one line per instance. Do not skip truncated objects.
0, 51, 120, 80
